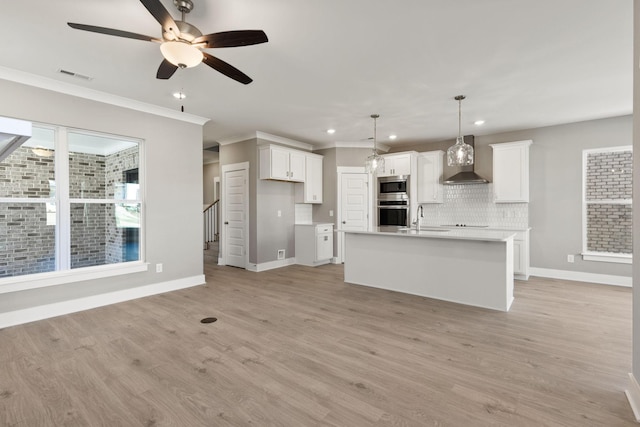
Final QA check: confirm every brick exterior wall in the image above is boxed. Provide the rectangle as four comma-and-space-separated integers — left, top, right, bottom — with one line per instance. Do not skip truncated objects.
585, 150, 633, 254
0, 145, 138, 278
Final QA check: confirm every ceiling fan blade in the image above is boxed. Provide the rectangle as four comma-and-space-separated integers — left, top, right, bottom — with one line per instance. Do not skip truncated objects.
202, 52, 252, 85
194, 30, 268, 48
139, 0, 180, 38
156, 59, 178, 79
67, 23, 160, 42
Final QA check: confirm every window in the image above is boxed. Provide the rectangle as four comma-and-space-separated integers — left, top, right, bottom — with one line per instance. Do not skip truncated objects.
0, 124, 145, 286
582, 146, 632, 263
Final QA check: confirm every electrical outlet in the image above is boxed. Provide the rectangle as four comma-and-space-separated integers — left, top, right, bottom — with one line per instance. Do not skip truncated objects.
567, 255, 574, 263
156, 263, 163, 273
329, 210, 334, 217
277, 249, 285, 260
277, 210, 282, 217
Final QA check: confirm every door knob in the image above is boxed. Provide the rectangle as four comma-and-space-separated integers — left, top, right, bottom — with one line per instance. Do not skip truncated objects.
342, 221, 346, 224
224, 221, 229, 225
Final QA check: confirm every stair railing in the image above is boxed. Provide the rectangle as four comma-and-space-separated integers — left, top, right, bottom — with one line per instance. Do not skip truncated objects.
203, 199, 219, 249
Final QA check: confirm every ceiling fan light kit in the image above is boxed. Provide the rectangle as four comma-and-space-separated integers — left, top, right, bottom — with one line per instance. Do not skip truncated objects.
67, 0, 268, 84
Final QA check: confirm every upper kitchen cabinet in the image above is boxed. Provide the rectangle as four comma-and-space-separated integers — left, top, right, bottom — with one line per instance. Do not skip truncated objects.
259, 144, 306, 182
417, 150, 444, 203
490, 140, 532, 203
378, 152, 414, 177
297, 153, 323, 203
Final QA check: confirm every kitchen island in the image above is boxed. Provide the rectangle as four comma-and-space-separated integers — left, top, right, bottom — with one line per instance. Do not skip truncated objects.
343, 228, 516, 311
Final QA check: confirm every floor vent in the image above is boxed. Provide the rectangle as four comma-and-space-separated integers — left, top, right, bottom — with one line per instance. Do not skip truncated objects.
201, 317, 218, 324
57, 69, 93, 81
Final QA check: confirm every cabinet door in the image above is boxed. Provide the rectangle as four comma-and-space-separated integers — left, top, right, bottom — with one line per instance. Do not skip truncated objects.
513, 239, 523, 274
270, 147, 290, 180
316, 233, 333, 261
289, 151, 306, 182
305, 155, 323, 203
492, 142, 531, 203
392, 155, 412, 175
417, 152, 443, 203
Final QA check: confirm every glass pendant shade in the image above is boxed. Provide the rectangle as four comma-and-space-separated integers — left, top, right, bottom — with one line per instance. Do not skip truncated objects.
365, 151, 385, 174
447, 136, 474, 166
447, 95, 474, 166
365, 114, 385, 174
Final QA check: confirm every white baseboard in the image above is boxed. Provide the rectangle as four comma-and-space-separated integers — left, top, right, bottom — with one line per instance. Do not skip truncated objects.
626, 373, 640, 422
246, 257, 296, 272
529, 267, 631, 287
0, 275, 205, 329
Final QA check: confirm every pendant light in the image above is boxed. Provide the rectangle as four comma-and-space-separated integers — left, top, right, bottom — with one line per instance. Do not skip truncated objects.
365, 114, 385, 174
447, 95, 474, 166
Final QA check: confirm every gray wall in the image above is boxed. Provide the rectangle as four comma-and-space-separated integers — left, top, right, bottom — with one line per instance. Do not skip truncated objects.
391, 115, 633, 277
219, 138, 297, 264
0, 79, 203, 313
202, 161, 219, 205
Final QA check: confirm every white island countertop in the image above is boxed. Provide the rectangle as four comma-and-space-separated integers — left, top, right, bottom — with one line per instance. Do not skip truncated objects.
343, 227, 516, 242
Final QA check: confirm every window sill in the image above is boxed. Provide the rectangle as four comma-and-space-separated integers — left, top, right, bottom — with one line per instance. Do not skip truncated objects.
582, 252, 632, 264
0, 262, 149, 295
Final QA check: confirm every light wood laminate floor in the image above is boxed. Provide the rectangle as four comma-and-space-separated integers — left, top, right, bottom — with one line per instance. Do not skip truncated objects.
0, 263, 635, 426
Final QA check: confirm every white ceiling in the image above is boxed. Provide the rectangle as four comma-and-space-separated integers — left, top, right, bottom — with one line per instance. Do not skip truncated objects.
0, 0, 632, 149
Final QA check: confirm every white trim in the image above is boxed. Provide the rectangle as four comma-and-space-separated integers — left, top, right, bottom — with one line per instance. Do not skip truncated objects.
218, 131, 314, 152
0, 262, 149, 294
220, 162, 250, 269
626, 373, 640, 422
582, 145, 633, 256
529, 267, 631, 287
256, 131, 313, 151
313, 141, 391, 152
336, 166, 372, 264
246, 257, 296, 272
582, 252, 632, 264
0, 274, 205, 329
0, 66, 209, 126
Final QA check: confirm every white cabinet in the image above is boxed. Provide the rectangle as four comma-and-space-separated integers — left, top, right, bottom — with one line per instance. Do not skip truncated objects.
303, 154, 323, 203
490, 140, 532, 203
416, 151, 444, 203
259, 144, 306, 182
295, 223, 333, 266
379, 153, 413, 177
513, 230, 530, 280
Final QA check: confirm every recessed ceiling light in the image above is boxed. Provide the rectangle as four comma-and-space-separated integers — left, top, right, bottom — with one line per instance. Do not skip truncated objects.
389, 135, 397, 140
474, 120, 485, 126
327, 129, 336, 134
173, 91, 186, 99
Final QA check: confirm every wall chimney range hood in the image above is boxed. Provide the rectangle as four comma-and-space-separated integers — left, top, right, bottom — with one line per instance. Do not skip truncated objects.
444, 135, 489, 185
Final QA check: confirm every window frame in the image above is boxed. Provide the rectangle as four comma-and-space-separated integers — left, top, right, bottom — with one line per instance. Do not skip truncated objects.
581, 145, 632, 264
0, 122, 147, 293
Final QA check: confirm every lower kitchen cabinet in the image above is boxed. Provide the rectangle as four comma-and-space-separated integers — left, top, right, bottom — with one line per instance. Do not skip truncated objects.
513, 230, 530, 280
295, 223, 334, 267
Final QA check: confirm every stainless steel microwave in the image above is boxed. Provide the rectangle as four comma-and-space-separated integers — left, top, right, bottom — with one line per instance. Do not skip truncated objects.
377, 175, 409, 201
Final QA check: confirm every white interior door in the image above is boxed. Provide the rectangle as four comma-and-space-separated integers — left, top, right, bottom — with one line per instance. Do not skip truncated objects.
223, 167, 248, 268
338, 171, 370, 263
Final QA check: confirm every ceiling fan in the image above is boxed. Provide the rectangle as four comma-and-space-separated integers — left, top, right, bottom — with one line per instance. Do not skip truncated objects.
68, 0, 268, 84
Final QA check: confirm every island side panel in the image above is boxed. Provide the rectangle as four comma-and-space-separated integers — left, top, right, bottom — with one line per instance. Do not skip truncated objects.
344, 233, 514, 311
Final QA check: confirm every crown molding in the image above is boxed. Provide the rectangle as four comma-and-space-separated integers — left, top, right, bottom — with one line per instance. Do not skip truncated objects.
219, 131, 313, 151
0, 66, 209, 126
314, 141, 391, 153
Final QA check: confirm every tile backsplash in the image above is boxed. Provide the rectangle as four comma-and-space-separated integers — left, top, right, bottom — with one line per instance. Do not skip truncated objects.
420, 184, 528, 229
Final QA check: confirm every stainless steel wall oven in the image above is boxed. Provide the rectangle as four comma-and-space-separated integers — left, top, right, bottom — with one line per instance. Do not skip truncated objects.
377, 176, 410, 227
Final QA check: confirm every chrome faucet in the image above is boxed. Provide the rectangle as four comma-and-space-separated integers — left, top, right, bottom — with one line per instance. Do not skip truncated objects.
415, 205, 423, 230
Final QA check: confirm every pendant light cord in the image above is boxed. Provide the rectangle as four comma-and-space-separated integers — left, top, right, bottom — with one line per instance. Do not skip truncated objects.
371, 113, 379, 153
